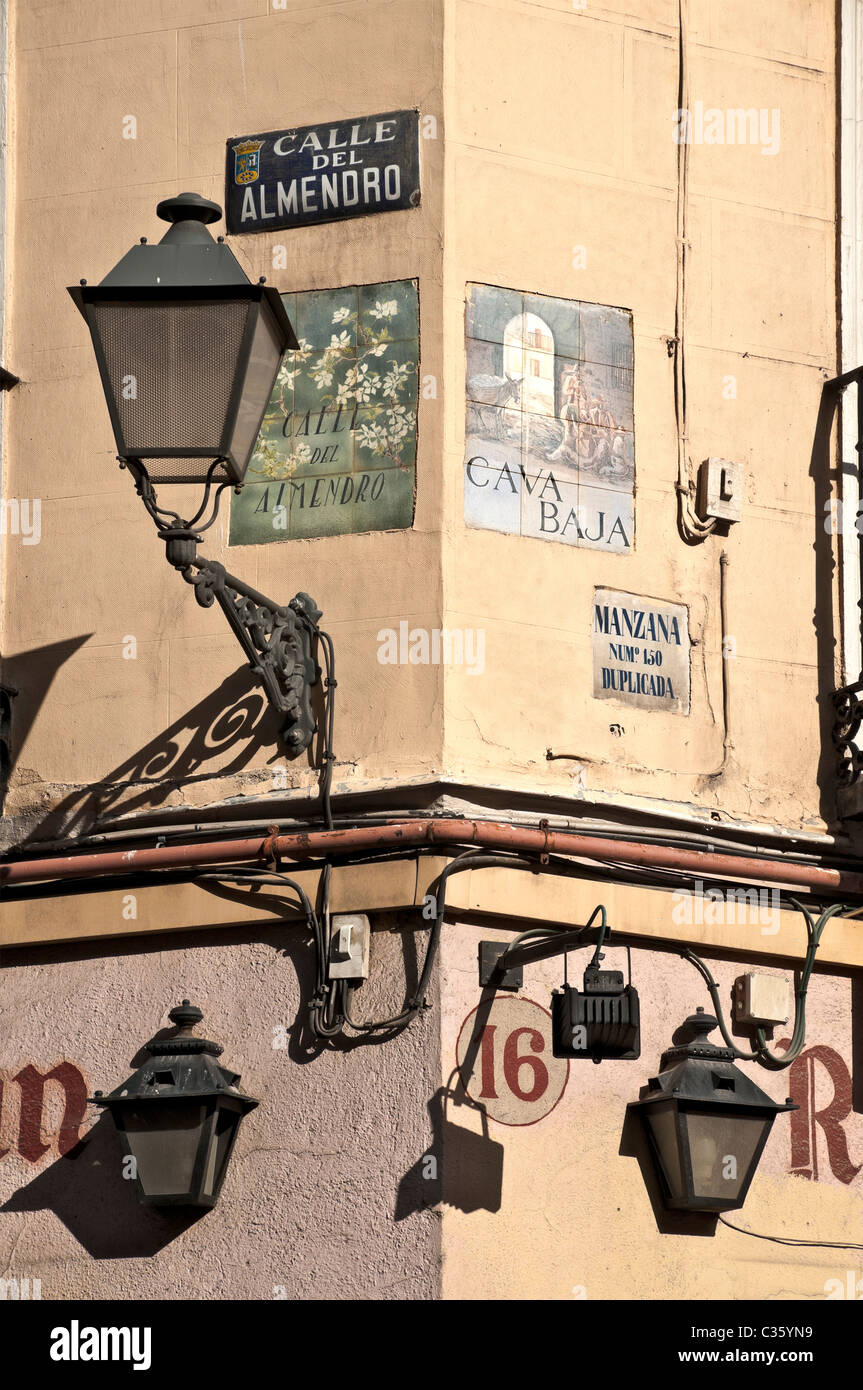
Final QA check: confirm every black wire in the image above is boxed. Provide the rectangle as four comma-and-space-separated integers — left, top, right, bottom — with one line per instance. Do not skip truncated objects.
276, 618, 340, 1037
310, 623, 336, 833
340, 849, 503, 1034
188, 841, 854, 1047
194, 867, 327, 997
197, 864, 346, 1038
718, 1214, 863, 1250
340, 849, 602, 1036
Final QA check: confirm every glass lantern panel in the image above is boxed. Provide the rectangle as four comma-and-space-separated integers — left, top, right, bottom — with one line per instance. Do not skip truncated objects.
88, 298, 251, 479
121, 1102, 207, 1197
201, 1104, 241, 1199
645, 1102, 684, 1200
228, 302, 285, 480
684, 1111, 771, 1201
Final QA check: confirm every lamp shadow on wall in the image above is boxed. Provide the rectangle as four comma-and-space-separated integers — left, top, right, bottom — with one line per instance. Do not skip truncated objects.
15, 664, 289, 848
0, 635, 93, 805
618, 1107, 718, 1238
1, 1115, 205, 1259
396, 987, 506, 1220
396, 1074, 504, 1220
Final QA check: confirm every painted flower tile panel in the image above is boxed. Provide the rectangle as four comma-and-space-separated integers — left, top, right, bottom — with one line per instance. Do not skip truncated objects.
230, 279, 418, 544
464, 284, 635, 552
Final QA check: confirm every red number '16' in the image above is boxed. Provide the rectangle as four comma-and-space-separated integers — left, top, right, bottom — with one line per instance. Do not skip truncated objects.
479, 1024, 549, 1102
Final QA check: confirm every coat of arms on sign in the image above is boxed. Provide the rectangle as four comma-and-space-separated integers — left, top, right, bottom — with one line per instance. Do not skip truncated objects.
232, 139, 264, 185
464, 284, 635, 551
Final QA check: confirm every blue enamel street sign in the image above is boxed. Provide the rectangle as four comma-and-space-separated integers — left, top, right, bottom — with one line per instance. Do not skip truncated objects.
225, 110, 421, 235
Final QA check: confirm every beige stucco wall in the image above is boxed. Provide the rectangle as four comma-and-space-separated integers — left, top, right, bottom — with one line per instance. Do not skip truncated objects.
0, 0, 859, 1307
0, 0, 842, 847
1, 0, 448, 847
440, 918, 863, 1301
441, 0, 838, 835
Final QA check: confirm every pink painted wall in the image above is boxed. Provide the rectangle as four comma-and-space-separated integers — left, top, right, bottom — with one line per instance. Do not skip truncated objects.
0, 918, 441, 1300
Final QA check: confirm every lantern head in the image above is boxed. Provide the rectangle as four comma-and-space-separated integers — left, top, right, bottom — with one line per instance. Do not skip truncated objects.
629, 1007, 796, 1213
68, 192, 297, 486
93, 999, 259, 1208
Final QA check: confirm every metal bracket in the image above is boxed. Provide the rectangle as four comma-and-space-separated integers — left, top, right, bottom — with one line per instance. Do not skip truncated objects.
478, 941, 523, 991
127, 460, 323, 754
182, 562, 321, 752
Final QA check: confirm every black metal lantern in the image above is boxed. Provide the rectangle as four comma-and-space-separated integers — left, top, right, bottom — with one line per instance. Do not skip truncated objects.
629, 1008, 796, 1213
67, 193, 324, 755
68, 192, 297, 486
93, 1000, 259, 1209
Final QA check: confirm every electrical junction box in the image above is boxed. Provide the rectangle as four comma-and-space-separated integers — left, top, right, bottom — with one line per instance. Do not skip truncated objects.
552, 966, 640, 1062
733, 972, 789, 1028
328, 914, 370, 980
697, 457, 743, 524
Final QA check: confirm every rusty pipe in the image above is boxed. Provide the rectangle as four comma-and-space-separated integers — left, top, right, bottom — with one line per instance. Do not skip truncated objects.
2, 818, 863, 898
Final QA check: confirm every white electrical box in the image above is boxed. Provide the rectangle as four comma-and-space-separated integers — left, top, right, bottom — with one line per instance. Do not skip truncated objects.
733, 972, 789, 1027
328, 913, 371, 980
697, 457, 743, 524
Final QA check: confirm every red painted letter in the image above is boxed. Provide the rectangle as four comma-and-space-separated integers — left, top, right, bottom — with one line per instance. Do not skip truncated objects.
784, 1043, 862, 1185
13, 1063, 88, 1162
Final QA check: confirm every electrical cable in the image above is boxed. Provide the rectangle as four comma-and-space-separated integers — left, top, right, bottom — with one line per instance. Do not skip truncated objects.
307, 621, 343, 1035
340, 849, 590, 1036
340, 848, 492, 1035
198, 610, 341, 1043
25, 804, 852, 869
586, 904, 608, 968
311, 622, 336, 834
680, 899, 848, 1069
674, 0, 717, 543
201, 863, 344, 1038
193, 842, 854, 1054
194, 867, 330, 1007
717, 1215, 863, 1250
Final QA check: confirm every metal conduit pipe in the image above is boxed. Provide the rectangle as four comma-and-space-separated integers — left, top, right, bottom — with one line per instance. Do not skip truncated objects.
2, 818, 863, 898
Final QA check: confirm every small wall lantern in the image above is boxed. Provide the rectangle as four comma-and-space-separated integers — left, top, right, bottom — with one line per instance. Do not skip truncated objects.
628, 1008, 796, 1213
93, 1000, 258, 1209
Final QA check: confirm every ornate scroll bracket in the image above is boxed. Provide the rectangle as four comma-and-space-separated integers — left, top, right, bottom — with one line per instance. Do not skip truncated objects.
826, 367, 863, 810
180, 560, 321, 753
123, 462, 324, 754
833, 680, 863, 788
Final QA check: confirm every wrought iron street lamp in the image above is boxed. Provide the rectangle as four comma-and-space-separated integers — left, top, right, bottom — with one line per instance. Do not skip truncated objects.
68, 192, 321, 752
628, 1008, 796, 1213
93, 1000, 259, 1209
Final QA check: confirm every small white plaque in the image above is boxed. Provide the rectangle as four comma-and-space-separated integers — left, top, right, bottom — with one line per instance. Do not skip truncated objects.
592, 588, 690, 715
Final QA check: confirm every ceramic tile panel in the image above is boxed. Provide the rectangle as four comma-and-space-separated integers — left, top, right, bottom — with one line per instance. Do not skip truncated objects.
230, 280, 418, 544
464, 283, 635, 550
